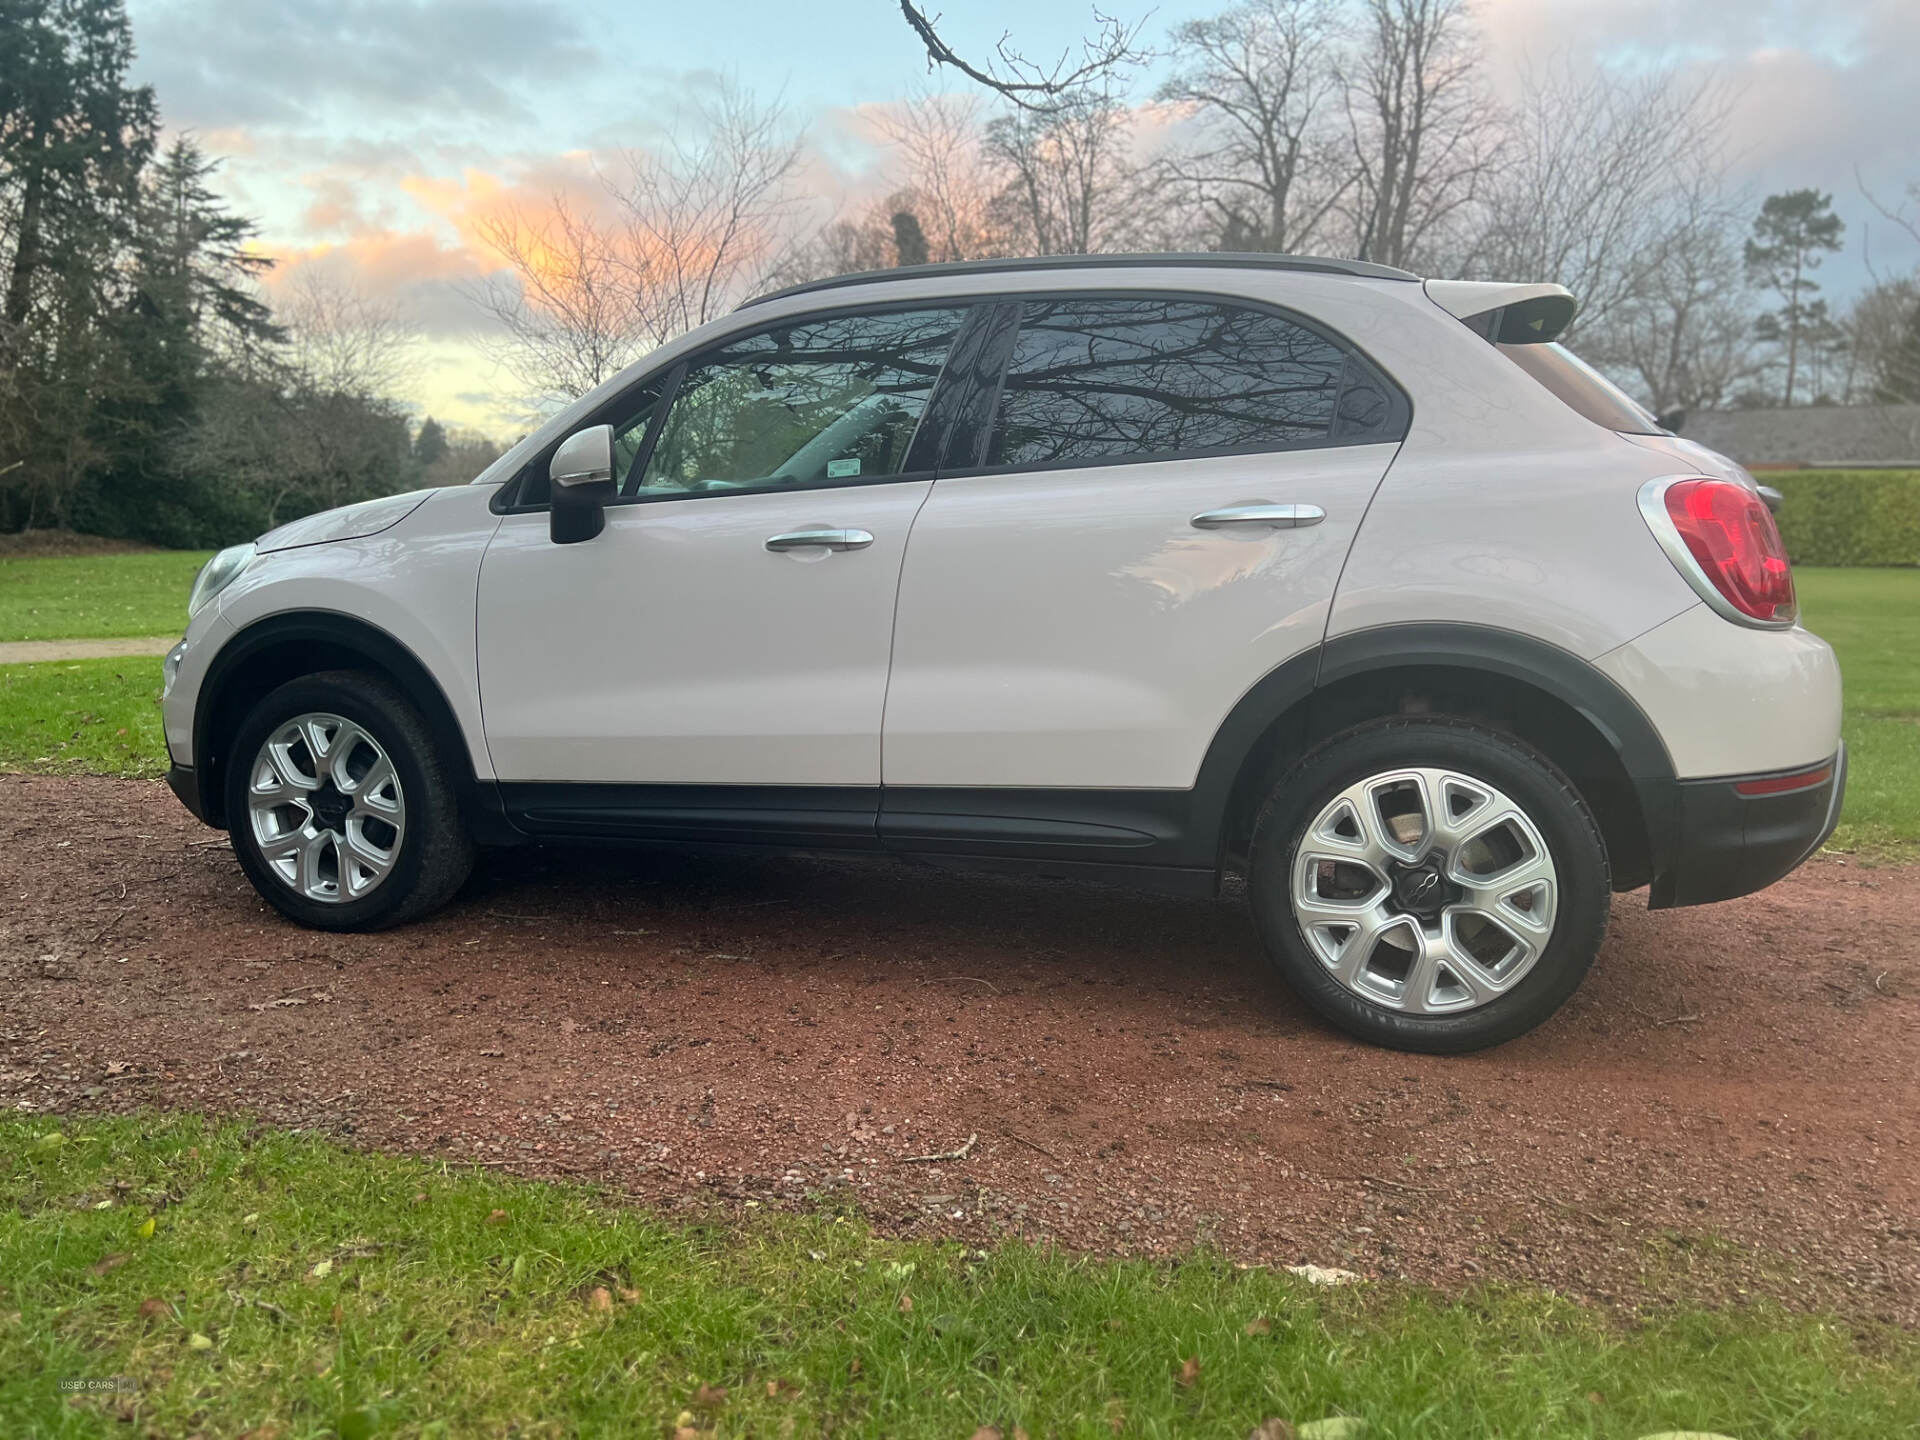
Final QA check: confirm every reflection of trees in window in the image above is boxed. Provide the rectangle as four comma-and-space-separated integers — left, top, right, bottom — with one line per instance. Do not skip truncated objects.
989, 300, 1350, 467
641, 309, 963, 492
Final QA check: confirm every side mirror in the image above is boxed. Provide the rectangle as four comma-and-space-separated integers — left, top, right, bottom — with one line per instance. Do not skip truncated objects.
549, 424, 615, 545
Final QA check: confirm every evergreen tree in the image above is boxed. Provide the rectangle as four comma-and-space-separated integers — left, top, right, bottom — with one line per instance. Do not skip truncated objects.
413, 416, 449, 467
1744, 189, 1845, 406
0, 0, 158, 528
890, 210, 931, 268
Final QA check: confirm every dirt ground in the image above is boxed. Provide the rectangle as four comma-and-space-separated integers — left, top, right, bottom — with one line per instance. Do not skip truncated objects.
4, 774, 1917, 1325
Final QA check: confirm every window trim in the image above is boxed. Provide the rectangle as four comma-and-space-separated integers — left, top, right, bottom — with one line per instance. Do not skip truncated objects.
922, 288, 1413, 482
492, 298, 988, 515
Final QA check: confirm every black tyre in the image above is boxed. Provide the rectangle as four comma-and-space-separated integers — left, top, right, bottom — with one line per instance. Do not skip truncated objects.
1248, 718, 1609, 1053
224, 670, 475, 931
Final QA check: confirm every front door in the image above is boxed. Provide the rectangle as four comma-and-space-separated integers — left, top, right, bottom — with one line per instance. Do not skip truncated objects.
476, 304, 970, 836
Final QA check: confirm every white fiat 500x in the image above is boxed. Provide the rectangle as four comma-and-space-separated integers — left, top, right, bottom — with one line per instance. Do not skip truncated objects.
161, 253, 1844, 1053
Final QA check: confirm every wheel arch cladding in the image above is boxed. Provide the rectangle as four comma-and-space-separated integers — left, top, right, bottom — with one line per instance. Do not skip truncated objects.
1210, 624, 1675, 892
194, 612, 507, 840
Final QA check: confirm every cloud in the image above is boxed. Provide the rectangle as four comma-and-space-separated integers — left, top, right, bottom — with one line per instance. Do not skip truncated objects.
128, 0, 598, 129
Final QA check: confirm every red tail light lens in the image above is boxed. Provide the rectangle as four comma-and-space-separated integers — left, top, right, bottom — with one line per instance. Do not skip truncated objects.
1659, 479, 1796, 623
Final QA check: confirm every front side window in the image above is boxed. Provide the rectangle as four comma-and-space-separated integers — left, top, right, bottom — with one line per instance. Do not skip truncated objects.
633, 307, 966, 498
986, 298, 1382, 469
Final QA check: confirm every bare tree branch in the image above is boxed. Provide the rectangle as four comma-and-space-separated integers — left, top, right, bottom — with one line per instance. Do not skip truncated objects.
896, 1, 1148, 112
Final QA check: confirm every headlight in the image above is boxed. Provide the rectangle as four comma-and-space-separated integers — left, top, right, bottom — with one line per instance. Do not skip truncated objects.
187, 543, 256, 620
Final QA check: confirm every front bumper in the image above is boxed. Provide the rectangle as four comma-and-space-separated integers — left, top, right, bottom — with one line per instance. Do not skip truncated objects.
166, 764, 216, 828
1647, 745, 1846, 908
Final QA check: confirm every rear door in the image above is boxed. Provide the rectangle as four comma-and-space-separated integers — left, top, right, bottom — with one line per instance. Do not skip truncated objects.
881, 293, 1407, 824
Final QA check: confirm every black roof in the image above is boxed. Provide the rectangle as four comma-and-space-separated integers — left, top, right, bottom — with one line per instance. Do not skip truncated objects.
738, 251, 1421, 310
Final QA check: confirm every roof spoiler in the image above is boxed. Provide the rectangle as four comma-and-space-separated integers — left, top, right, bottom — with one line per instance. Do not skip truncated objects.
1424, 280, 1577, 344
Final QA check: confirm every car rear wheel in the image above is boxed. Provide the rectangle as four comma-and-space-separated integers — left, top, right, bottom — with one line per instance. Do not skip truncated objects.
1248, 718, 1610, 1053
225, 671, 474, 931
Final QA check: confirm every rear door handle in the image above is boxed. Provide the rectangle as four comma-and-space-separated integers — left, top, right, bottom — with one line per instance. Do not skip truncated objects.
765, 528, 875, 552
1190, 503, 1326, 530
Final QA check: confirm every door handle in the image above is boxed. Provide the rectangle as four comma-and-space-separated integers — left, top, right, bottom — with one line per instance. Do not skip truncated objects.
1190, 503, 1326, 530
764, 528, 875, 552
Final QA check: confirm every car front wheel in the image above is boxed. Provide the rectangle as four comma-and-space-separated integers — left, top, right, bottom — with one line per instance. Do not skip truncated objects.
1247, 718, 1610, 1053
224, 671, 474, 931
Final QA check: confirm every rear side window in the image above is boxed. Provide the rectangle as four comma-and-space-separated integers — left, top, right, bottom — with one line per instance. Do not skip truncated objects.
985, 298, 1401, 470
1497, 341, 1665, 435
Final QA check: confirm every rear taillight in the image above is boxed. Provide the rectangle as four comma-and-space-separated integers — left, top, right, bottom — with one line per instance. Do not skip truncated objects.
1638, 477, 1797, 626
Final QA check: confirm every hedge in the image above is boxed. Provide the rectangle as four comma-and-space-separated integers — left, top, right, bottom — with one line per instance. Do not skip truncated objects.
1765, 469, 1920, 567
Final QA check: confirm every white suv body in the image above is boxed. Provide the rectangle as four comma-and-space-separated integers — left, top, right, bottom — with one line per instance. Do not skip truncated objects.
160, 255, 1844, 1051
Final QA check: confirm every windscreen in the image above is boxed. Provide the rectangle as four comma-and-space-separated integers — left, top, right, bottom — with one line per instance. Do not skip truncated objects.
1497, 340, 1666, 435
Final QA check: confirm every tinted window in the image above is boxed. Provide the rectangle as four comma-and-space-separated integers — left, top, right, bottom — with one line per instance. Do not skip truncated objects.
635, 307, 964, 497
1497, 341, 1665, 435
987, 298, 1354, 468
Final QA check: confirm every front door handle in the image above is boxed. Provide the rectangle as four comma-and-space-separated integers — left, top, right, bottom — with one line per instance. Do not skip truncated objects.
1190, 503, 1326, 530
764, 528, 875, 553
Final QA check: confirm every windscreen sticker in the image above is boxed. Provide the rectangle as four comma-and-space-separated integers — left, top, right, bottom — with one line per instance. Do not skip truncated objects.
826, 458, 861, 478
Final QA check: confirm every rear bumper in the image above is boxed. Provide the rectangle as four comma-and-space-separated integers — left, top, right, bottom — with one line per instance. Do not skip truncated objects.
1647, 745, 1845, 909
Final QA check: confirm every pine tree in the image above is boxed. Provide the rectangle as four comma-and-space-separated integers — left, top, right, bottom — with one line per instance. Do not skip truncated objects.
413, 416, 449, 467
1744, 189, 1845, 406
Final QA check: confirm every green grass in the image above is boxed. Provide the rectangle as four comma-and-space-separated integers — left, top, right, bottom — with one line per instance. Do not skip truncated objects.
4, 1116, 1916, 1439
1796, 568, 1920, 856
0, 658, 166, 777
0, 550, 209, 642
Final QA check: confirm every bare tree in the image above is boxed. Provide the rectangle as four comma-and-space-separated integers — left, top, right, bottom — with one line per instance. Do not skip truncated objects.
280, 268, 418, 399
986, 86, 1146, 255
1844, 276, 1920, 404
1584, 176, 1761, 417
613, 82, 808, 341
1339, 0, 1499, 270
1474, 66, 1730, 335
872, 90, 1006, 261
471, 195, 646, 408
470, 83, 804, 409
1156, 0, 1348, 253
895, 1, 1148, 113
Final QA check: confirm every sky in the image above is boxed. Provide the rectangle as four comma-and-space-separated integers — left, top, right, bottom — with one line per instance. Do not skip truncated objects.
121, 0, 1920, 434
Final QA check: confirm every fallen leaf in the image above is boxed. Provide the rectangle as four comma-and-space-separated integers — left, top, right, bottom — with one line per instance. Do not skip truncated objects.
309, 1259, 333, 1279
485, 1209, 508, 1225
1297, 1421, 1367, 1440
968, 1428, 1002, 1440
411, 1193, 428, 1207
188, 1331, 213, 1350
104, 1061, 132, 1077
617, 1286, 640, 1304
90, 1252, 130, 1277
330, 1303, 344, 1327
139, 1298, 170, 1320
1249, 1422, 1296, 1440
1176, 1355, 1201, 1387
692, 1384, 727, 1408
897, 1290, 913, 1313
1286, 1264, 1362, 1287
31, 1131, 64, 1154
137, 1217, 155, 1239
848, 1356, 862, 1377
765, 1379, 800, 1398
589, 1286, 613, 1313
673, 1410, 696, 1429
1244, 1316, 1273, 1336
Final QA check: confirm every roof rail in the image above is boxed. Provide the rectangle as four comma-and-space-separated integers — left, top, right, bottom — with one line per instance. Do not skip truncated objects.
738, 251, 1422, 310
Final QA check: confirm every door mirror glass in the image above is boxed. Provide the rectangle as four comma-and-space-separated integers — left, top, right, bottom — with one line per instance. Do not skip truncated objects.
548, 424, 614, 545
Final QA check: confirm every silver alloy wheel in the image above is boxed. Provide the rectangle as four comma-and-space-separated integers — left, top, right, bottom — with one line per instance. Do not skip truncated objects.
246, 712, 406, 903
1290, 766, 1559, 1015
